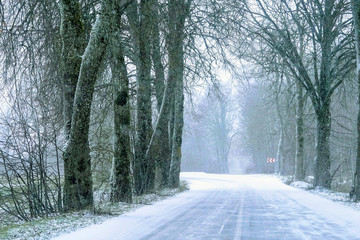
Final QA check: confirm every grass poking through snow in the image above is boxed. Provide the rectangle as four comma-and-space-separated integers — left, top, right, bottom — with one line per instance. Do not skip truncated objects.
0, 181, 189, 240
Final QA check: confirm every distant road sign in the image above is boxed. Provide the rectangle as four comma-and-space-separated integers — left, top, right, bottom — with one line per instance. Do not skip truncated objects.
267, 158, 277, 163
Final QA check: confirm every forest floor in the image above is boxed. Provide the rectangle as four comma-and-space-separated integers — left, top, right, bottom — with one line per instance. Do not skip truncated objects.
0, 182, 189, 240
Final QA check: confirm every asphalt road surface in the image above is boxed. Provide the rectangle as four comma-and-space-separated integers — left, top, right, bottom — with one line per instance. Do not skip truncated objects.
53, 173, 360, 240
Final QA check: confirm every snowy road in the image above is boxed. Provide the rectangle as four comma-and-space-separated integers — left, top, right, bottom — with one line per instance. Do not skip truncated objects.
52, 173, 360, 240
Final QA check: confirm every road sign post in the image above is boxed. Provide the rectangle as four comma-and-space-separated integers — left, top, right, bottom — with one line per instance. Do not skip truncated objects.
267, 158, 277, 174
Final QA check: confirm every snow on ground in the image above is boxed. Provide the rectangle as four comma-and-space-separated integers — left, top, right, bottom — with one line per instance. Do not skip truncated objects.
279, 175, 360, 210
290, 180, 313, 189
50, 173, 360, 240
0, 185, 187, 240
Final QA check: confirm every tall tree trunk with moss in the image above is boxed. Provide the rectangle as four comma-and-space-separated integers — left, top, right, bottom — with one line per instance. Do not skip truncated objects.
351, 0, 360, 201
168, 0, 189, 188
59, 0, 85, 211
110, 34, 133, 203
146, 0, 172, 188
63, 0, 126, 211
59, 0, 85, 139
133, 0, 154, 194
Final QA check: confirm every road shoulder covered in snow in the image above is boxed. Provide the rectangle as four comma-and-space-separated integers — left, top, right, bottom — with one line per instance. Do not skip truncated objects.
278, 175, 360, 212
6, 173, 360, 240
0, 183, 188, 240
51, 173, 360, 240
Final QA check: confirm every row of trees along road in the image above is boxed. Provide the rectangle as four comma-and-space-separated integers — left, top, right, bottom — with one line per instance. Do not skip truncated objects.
237, 0, 360, 202
3, 0, 360, 221
0, 0, 193, 218
59, 0, 190, 211
0, 0, 241, 220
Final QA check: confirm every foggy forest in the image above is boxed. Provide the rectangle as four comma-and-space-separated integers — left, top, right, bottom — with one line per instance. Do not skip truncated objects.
1, 0, 360, 239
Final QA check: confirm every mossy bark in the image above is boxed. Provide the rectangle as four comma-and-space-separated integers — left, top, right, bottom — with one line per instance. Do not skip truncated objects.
63, 0, 122, 211
150, 0, 166, 112
147, 0, 171, 188
110, 35, 132, 203
59, 0, 85, 139
133, 0, 154, 194
59, 0, 85, 211
168, 0, 189, 188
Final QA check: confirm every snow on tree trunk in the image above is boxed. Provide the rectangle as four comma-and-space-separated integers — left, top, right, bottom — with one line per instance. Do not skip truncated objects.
110, 35, 132, 203
63, 0, 122, 211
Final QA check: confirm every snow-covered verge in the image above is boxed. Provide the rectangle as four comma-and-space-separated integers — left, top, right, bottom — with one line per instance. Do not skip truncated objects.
279, 175, 360, 211
0, 182, 188, 240
48, 173, 360, 240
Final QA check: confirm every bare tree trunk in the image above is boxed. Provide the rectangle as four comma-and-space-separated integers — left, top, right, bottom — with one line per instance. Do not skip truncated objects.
63, 0, 125, 211
148, 0, 171, 188
59, 0, 85, 139
133, 0, 154, 194
295, 20, 306, 181
168, 0, 189, 187
169, 74, 184, 187
148, 86, 172, 188
276, 128, 284, 175
219, 100, 229, 174
150, 0, 166, 111
59, 0, 85, 211
110, 35, 132, 203
295, 80, 305, 180
274, 74, 285, 175
313, 0, 333, 188
246, 0, 344, 188
314, 102, 331, 188
351, 0, 360, 201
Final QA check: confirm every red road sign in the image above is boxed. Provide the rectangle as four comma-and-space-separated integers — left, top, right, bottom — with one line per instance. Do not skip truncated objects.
267, 158, 277, 163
